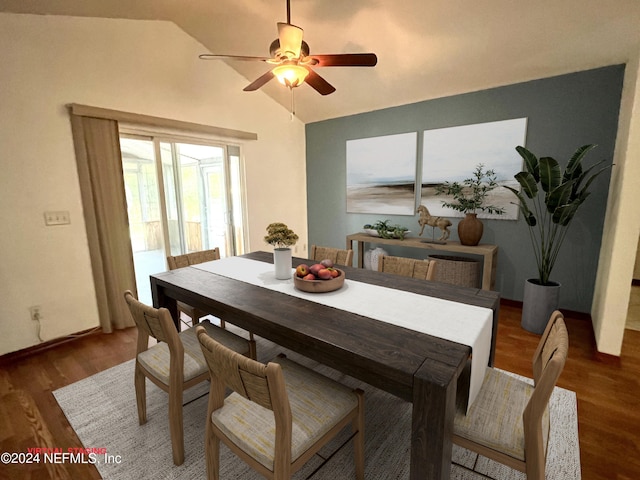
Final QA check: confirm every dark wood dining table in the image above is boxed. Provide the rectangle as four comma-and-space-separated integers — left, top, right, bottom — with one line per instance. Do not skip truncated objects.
150, 251, 500, 479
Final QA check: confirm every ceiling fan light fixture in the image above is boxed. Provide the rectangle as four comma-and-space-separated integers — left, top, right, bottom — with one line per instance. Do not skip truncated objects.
272, 64, 309, 88
200, 0, 377, 96
277, 22, 304, 59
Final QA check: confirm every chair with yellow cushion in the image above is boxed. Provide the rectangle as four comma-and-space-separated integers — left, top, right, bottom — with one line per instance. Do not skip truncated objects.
123, 290, 255, 466
453, 310, 569, 479
196, 326, 365, 480
377, 255, 437, 281
310, 245, 354, 267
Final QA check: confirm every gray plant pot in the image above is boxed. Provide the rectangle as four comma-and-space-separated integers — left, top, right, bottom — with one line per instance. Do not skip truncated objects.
521, 279, 561, 334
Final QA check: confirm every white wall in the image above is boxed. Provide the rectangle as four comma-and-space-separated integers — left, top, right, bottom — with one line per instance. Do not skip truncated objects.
592, 49, 640, 355
0, 13, 307, 355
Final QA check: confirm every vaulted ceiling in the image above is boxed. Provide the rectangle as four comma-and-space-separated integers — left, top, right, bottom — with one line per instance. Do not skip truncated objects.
2, 0, 640, 123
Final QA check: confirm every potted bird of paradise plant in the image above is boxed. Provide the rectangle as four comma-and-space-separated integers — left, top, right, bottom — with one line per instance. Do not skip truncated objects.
506, 144, 612, 333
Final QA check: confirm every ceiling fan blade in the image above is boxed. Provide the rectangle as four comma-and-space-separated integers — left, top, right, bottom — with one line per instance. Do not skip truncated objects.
243, 71, 275, 91
199, 54, 271, 62
277, 22, 304, 58
304, 68, 336, 96
308, 53, 378, 67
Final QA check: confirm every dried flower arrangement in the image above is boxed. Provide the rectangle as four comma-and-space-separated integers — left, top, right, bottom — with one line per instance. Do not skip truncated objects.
264, 222, 299, 249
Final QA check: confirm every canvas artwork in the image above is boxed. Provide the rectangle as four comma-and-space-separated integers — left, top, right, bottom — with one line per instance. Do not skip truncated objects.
420, 118, 528, 220
346, 132, 417, 215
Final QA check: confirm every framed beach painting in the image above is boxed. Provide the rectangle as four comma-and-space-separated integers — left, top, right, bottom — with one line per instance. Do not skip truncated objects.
346, 132, 417, 215
420, 118, 528, 220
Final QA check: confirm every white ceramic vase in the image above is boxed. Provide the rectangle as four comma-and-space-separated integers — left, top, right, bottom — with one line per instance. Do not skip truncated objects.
365, 247, 388, 271
273, 248, 292, 280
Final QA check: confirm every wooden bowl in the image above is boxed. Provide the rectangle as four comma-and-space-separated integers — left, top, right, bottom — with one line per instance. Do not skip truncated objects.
293, 269, 345, 293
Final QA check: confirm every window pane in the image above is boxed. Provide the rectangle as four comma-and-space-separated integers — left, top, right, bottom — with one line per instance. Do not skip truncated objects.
176, 143, 228, 255
120, 132, 247, 303
228, 146, 245, 255
160, 142, 182, 256
120, 137, 166, 304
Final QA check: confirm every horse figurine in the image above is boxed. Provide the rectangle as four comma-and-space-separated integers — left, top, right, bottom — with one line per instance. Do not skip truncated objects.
417, 205, 452, 241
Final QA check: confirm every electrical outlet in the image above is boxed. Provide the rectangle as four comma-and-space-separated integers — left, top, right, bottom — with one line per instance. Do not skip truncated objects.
29, 306, 42, 322
44, 211, 70, 226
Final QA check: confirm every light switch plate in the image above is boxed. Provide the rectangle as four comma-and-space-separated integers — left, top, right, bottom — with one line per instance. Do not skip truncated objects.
44, 211, 71, 226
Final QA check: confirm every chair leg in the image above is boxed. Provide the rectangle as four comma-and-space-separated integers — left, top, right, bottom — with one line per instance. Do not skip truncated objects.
273, 463, 292, 480
134, 363, 147, 425
168, 385, 185, 466
525, 445, 545, 480
205, 423, 220, 480
352, 389, 365, 480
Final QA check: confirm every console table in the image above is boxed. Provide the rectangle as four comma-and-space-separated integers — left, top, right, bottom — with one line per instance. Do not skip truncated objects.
346, 233, 498, 291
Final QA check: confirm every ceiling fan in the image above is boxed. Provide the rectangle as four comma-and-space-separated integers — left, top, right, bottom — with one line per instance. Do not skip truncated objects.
199, 0, 377, 95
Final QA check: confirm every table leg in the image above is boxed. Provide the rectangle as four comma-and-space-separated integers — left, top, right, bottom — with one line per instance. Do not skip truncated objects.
410, 362, 458, 479
357, 241, 364, 268
150, 282, 180, 330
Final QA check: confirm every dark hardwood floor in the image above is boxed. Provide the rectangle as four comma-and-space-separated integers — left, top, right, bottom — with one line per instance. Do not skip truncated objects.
0, 303, 638, 479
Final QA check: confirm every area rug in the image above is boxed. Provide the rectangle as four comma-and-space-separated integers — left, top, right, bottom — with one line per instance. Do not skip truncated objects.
53, 334, 580, 479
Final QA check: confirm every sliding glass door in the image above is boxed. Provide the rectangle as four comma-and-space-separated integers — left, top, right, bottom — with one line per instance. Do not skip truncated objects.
120, 135, 246, 303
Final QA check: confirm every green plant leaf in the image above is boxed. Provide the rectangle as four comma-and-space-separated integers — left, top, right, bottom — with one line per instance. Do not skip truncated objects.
435, 164, 504, 214
539, 157, 561, 193
572, 160, 611, 200
510, 144, 611, 285
546, 179, 575, 213
564, 144, 596, 181
523, 209, 537, 226
516, 146, 539, 181
576, 190, 591, 204
514, 172, 538, 199
505, 186, 536, 225
552, 200, 582, 226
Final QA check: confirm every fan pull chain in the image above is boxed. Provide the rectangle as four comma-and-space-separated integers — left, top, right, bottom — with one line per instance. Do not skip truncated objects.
290, 87, 296, 120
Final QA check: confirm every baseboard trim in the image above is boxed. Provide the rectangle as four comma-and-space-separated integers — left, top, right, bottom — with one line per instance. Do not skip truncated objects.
0, 299, 606, 364
499, 298, 592, 322
593, 350, 622, 365
498, 298, 624, 360
0, 327, 103, 365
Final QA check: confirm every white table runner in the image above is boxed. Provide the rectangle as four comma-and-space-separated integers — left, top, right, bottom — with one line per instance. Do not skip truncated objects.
193, 256, 492, 409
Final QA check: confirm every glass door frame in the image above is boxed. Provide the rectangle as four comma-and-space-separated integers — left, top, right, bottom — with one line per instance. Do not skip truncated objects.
120, 127, 248, 264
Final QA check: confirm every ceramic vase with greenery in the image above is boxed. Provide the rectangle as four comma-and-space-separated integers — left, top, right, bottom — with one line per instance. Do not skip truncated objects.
265, 222, 299, 279
435, 163, 505, 245
506, 144, 611, 333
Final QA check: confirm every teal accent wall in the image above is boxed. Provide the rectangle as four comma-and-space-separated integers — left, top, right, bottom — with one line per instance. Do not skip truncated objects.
305, 65, 625, 312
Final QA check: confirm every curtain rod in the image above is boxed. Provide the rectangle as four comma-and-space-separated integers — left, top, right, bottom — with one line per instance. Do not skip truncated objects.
68, 103, 258, 141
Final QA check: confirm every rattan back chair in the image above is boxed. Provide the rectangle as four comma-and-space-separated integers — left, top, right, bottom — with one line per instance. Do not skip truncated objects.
167, 247, 221, 270
167, 248, 222, 327
123, 290, 255, 466
196, 326, 365, 480
377, 255, 437, 281
453, 310, 569, 479
310, 245, 354, 267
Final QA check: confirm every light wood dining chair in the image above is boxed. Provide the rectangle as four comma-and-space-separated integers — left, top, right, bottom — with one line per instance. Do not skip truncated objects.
453, 310, 569, 480
377, 255, 437, 281
310, 245, 354, 266
167, 248, 224, 327
123, 290, 256, 466
196, 326, 365, 480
